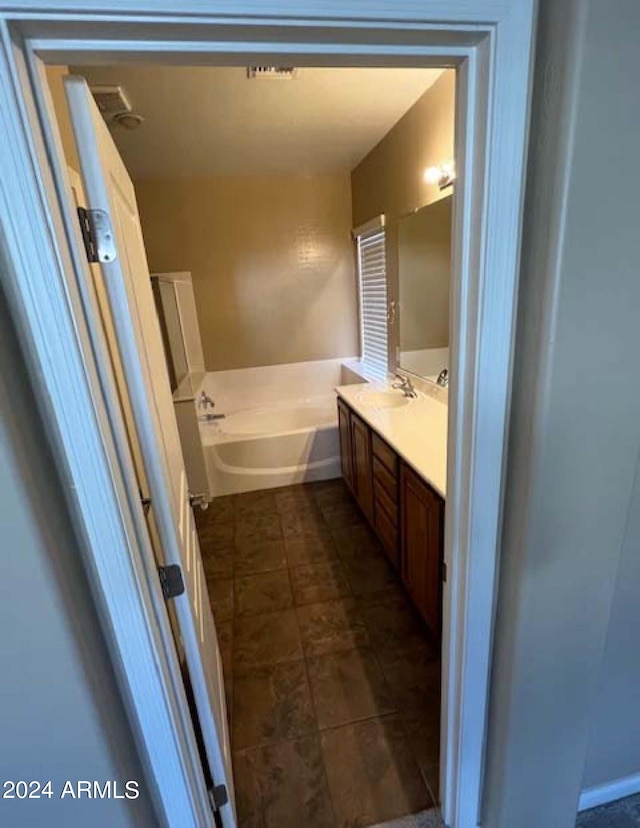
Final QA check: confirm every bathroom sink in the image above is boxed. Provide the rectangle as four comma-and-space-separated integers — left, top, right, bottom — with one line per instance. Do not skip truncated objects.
356, 389, 412, 409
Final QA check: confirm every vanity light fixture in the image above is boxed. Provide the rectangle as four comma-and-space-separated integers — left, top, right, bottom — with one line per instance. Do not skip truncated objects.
424, 159, 456, 190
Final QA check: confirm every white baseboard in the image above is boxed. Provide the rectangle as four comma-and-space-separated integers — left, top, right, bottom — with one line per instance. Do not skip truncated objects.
579, 772, 640, 812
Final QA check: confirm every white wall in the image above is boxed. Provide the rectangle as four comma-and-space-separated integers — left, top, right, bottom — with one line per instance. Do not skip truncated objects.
483, 0, 640, 824
0, 285, 157, 827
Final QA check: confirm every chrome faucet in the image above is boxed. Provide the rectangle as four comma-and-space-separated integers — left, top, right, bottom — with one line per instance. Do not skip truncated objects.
436, 368, 449, 387
198, 390, 215, 410
197, 390, 226, 421
392, 373, 418, 398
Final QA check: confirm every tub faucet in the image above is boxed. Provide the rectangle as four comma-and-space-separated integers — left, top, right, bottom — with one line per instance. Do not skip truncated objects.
392, 374, 418, 398
198, 390, 215, 410
436, 369, 449, 387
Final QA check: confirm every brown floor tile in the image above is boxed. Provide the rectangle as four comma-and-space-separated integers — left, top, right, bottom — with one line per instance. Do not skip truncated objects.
235, 514, 283, 546
320, 715, 432, 828
228, 482, 441, 828
422, 762, 440, 805
234, 609, 303, 672
236, 736, 334, 828
218, 620, 233, 675
198, 495, 235, 527
280, 507, 328, 540
235, 539, 287, 576
376, 643, 441, 714
331, 524, 384, 560
233, 749, 265, 828
311, 479, 352, 510
274, 486, 317, 513
285, 534, 339, 566
217, 620, 233, 717
341, 549, 398, 597
401, 707, 441, 784
233, 660, 316, 750
290, 560, 351, 606
235, 570, 293, 617
202, 546, 234, 580
296, 598, 370, 657
235, 491, 279, 520
207, 577, 234, 623
307, 647, 396, 729
321, 500, 365, 530
358, 592, 429, 651
199, 522, 235, 550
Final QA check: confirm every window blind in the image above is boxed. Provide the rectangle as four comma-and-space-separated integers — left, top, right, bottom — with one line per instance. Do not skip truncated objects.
356, 227, 388, 379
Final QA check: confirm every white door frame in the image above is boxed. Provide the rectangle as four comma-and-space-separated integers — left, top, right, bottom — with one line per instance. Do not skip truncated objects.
0, 4, 536, 827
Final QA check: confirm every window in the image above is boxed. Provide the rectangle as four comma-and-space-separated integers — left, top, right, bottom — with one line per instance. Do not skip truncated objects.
355, 217, 388, 379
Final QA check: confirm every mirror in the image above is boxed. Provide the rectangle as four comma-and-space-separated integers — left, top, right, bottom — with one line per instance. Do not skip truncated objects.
397, 195, 452, 381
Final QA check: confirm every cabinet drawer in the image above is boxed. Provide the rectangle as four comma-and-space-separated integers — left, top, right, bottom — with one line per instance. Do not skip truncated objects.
374, 479, 398, 524
373, 456, 397, 500
372, 432, 398, 476
375, 501, 399, 567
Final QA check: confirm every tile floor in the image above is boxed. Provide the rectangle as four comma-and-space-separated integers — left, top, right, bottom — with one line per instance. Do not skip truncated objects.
576, 794, 640, 828
196, 478, 442, 828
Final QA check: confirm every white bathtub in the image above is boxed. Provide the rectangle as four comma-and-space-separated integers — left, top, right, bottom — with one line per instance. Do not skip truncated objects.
197, 359, 356, 496
215, 398, 336, 438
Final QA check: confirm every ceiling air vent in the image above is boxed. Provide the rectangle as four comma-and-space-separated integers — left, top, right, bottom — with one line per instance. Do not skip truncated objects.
89, 85, 132, 119
246, 66, 298, 80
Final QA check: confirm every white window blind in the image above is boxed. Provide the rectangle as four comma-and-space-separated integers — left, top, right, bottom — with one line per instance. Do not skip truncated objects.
356, 226, 388, 379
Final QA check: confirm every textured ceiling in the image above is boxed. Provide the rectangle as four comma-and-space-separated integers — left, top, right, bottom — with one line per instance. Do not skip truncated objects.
71, 65, 444, 178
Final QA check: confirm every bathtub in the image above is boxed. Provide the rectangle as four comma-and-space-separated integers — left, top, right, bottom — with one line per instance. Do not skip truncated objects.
197, 359, 358, 496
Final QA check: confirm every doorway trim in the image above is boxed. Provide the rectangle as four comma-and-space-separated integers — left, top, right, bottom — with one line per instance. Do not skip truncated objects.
0, 4, 536, 826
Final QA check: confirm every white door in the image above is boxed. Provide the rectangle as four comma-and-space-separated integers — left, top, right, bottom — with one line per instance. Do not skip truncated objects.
64, 76, 235, 827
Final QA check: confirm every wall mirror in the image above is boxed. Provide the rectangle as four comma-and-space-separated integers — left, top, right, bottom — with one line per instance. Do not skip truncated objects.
397, 195, 452, 381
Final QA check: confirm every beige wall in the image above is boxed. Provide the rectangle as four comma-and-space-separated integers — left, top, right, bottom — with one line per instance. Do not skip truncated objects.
351, 69, 455, 227
136, 174, 358, 372
351, 70, 455, 371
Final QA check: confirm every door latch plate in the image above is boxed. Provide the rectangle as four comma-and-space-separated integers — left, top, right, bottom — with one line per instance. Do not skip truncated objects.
158, 564, 185, 600
208, 784, 228, 810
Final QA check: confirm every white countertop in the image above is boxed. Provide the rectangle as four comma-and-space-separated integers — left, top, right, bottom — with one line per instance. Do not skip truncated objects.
336, 382, 448, 499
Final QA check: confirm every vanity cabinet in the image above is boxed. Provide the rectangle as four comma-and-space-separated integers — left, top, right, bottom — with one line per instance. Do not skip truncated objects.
372, 433, 400, 568
351, 411, 374, 524
337, 398, 355, 493
338, 399, 374, 523
337, 396, 444, 639
401, 463, 444, 638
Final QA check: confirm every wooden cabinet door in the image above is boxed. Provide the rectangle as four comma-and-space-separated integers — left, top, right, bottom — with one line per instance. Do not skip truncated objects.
351, 412, 374, 524
337, 398, 355, 493
401, 463, 444, 639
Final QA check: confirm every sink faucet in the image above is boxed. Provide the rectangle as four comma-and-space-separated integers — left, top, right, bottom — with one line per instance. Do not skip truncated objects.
392, 374, 418, 398
436, 368, 449, 387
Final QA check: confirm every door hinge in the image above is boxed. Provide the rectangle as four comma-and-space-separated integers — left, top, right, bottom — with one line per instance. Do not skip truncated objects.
158, 564, 185, 600
77, 207, 117, 264
208, 784, 228, 811
442, 561, 448, 583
